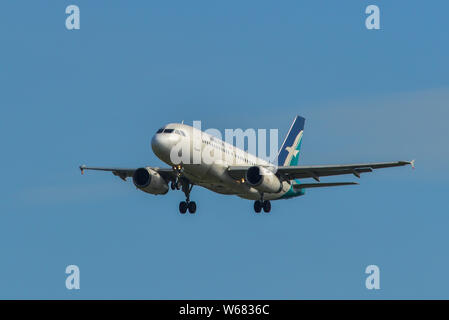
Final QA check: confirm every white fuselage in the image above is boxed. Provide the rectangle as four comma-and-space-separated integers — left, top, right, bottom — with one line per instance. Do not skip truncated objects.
151, 123, 293, 200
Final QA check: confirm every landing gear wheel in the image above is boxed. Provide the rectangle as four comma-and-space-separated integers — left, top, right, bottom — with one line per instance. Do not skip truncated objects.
254, 200, 262, 213
172, 180, 181, 190
188, 201, 197, 214
263, 200, 271, 213
179, 178, 195, 214
179, 201, 188, 214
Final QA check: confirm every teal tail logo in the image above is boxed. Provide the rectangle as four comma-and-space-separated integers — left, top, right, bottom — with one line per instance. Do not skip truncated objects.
277, 116, 305, 167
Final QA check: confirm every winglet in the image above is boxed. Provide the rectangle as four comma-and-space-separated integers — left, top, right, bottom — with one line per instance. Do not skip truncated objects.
80, 165, 86, 175
410, 159, 415, 169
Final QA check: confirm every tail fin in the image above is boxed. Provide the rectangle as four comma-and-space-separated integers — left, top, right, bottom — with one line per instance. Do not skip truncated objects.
277, 115, 305, 167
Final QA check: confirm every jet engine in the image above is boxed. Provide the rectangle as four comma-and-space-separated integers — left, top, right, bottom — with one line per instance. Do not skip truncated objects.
245, 166, 282, 193
132, 167, 169, 195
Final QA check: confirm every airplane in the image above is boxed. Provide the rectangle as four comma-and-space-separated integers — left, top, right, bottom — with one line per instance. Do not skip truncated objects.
79, 116, 414, 214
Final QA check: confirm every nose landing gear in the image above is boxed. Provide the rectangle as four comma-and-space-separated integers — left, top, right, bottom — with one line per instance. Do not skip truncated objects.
170, 180, 181, 190
171, 165, 183, 190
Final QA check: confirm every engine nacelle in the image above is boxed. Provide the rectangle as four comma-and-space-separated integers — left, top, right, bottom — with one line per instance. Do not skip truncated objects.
245, 166, 282, 193
132, 167, 169, 195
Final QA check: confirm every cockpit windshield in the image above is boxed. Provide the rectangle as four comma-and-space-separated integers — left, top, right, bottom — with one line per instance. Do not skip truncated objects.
175, 130, 186, 136
156, 128, 187, 136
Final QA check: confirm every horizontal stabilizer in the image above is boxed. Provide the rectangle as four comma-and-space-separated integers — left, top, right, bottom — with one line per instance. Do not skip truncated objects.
293, 182, 358, 190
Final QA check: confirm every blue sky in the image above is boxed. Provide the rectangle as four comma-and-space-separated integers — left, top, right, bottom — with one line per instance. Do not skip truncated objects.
0, 0, 448, 299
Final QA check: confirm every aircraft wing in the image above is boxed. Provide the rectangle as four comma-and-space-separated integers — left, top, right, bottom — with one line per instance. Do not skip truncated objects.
293, 182, 358, 189
227, 160, 414, 182
79, 165, 176, 181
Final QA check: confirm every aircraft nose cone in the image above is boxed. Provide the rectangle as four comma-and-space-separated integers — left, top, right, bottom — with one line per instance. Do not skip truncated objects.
151, 134, 165, 154
151, 133, 173, 163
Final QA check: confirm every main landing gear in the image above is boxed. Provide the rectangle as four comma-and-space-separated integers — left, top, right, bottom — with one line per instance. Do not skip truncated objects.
179, 200, 196, 214
178, 178, 196, 214
254, 200, 271, 213
254, 194, 271, 213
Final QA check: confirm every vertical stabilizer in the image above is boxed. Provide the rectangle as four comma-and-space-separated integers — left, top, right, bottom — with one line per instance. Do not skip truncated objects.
277, 116, 305, 166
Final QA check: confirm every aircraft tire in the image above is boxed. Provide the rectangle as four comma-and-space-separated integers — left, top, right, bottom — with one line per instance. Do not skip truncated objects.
254, 200, 262, 213
179, 201, 188, 214
188, 201, 197, 214
263, 200, 271, 213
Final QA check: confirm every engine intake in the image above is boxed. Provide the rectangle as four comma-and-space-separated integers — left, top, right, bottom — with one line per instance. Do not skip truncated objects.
245, 166, 282, 193
246, 166, 263, 186
133, 167, 169, 195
